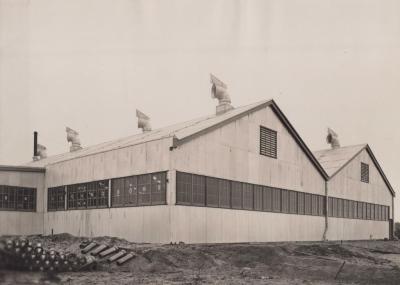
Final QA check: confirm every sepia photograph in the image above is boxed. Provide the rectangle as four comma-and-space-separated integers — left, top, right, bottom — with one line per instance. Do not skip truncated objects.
0, 0, 399, 284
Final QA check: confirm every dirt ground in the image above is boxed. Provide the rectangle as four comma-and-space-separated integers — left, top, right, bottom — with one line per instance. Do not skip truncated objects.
1, 234, 400, 284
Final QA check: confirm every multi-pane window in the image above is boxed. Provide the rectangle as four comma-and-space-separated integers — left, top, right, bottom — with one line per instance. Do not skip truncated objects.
263, 186, 273, 212
260, 126, 277, 159
361, 163, 369, 183
253, 186, 263, 211
0, 185, 36, 212
272, 188, 281, 212
206, 177, 219, 207
192, 175, 206, 206
281, 190, 289, 213
289, 191, 297, 214
242, 183, 253, 210
67, 180, 109, 210
111, 172, 166, 207
48, 186, 65, 211
175, 172, 388, 221
231, 182, 243, 209
218, 179, 231, 208
138, 174, 151, 205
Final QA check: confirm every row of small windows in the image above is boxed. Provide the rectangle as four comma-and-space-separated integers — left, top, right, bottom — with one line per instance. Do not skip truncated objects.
0, 185, 36, 212
176, 172, 325, 216
327, 197, 389, 221
47, 172, 166, 211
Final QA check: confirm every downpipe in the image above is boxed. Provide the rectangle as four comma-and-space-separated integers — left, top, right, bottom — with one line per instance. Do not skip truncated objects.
322, 181, 329, 241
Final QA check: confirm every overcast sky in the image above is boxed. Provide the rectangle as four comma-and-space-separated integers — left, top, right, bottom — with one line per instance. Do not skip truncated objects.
1, 0, 399, 220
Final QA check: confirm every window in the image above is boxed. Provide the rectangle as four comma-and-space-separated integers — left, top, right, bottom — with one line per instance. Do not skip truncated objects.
260, 126, 277, 158
125, 176, 138, 206
318, 196, 325, 216
281, 190, 289, 213
297, 192, 305, 215
206, 177, 219, 207
242, 183, 253, 210
192, 174, 206, 206
138, 174, 151, 205
112, 172, 166, 208
231, 182, 243, 209
253, 186, 263, 211
304, 193, 312, 215
289, 191, 297, 214
111, 177, 125, 207
337, 199, 343, 218
263, 186, 273, 212
48, 187, 65, 211
311, 194, 319, 216
67, 180, 109, 210
151, 172, 167, 205
327, 197, 333, 217
0, 185, 36, 212
218, 179, 231, 208
272, 188, 281, 212
361, 163, 369, 183
177, 172, 192, 205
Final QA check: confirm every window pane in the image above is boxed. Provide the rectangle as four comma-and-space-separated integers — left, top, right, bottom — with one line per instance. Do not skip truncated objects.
206, 177, 219, 207
311, 195, 319, 216
304, 193, 312, 215
138, 174, 151, 205
231, 181, 242, 209
297, 192, 305, 215
112, 178, 125, 207
289, 191, 297, 214
263, 186, 273, 212
192, 175, 206, 206
272, 188, 281, 212
242, 183, 253, 210
151, 172, 166, 205
337, 199, 343, 218
176, 172, 192, 205
281, 190, 289, 213
218, 179, 230, 208
318, 196, 325, 216
253, 185, 263, 211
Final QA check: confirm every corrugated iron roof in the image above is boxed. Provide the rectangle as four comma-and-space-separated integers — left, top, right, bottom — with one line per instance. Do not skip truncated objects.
313, 144, 367, 177
313, 144, 395, 196
26, 100, 272, 167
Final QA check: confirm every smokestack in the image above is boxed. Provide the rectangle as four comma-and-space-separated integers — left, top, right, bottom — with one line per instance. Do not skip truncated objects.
210, 74, 234, 115
66, 127, 82, 152
136, 110, 152, 132
326, 128, 340, 149
33, 131, 38, 157
33, 132, 47, 161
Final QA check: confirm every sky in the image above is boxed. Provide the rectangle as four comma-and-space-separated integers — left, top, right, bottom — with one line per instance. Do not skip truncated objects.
0, 0, 399, 220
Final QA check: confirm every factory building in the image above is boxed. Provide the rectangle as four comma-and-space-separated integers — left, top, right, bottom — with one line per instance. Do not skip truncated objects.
0, 76, 395, 243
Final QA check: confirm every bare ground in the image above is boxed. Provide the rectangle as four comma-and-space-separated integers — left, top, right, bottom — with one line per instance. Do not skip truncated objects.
1, 234, 400, 284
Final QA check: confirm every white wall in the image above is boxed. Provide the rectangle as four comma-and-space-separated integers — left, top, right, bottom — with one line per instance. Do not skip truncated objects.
171, 206, 325, 243
43, 138, 173, 241
326, 148, 393, 240
0, 170, 45, 236
44, 206, 172, 243
171, 105, 326, 194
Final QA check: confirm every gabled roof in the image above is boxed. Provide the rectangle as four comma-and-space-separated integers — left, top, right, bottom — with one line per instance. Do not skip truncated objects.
313, 144, 395, 196
25, 99, 329, 179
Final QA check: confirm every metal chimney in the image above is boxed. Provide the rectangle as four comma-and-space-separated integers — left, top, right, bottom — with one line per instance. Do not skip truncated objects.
136, 110, 152, 132
210, 74, 234, 115
326, 128, 340, 149
66, 127, 82, 152
33, 132, 47, 160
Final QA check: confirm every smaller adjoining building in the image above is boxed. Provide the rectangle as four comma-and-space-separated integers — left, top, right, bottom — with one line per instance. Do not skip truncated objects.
0, 75, 395, 243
